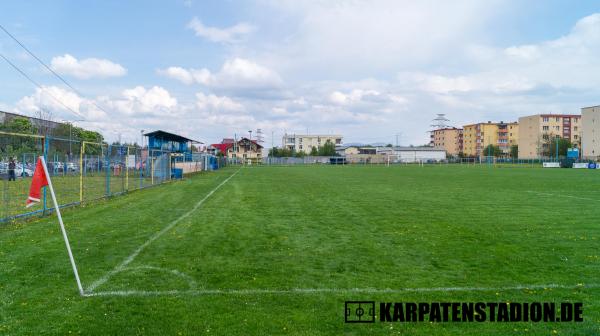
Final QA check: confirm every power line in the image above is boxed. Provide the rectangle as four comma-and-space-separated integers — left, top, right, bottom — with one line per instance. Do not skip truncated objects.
0, 53, 86, 119
0, 23, 109, 119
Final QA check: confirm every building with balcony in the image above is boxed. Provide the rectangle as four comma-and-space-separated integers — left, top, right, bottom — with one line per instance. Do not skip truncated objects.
210, 137, 263, 163
518, 114, 581, 159
497, 122, 519, 155
282, 134, 343, 154
462, 121, 518, 157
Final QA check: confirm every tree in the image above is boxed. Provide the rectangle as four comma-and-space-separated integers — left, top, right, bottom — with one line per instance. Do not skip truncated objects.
310, 146, 319, 156
1, 117, 35, 134
317, 140, 336, 156
481, 144, 502, 157
385, 143, 393, 147
269, 146, 293, 157
543, 136, 571, 158
510, 145, 518, 158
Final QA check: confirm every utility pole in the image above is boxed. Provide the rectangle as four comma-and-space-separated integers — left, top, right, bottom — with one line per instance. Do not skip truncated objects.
61, 119, 84, 159
234, 133, 237, 159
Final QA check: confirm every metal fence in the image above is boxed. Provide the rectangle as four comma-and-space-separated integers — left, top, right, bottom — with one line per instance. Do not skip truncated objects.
0, 131, 224, 223
259, 155, 599, 167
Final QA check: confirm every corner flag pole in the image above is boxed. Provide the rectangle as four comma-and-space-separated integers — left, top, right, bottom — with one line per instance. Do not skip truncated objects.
39, 156, 85, 296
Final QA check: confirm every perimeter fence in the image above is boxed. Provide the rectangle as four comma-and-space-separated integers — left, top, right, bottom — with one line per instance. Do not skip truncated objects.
1, 131, 225, 223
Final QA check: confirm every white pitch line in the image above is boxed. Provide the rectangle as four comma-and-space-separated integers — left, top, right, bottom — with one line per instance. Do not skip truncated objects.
526, 191, 600, 202
86, 169, 240, 293
83, 283, 600, 297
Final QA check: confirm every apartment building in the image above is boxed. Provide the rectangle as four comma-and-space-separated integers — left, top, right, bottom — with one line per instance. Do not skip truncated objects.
282, 134, 343, 154
582, 105, 600, 159
497, 122, 519, 154
518, 114, 581, 159
430, 127, 463, 156
462, 121, 519, 157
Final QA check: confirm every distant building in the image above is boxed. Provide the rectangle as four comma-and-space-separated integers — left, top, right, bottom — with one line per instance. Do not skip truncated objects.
462, 121, 518, 157
582, 105, 600, 159
210, 137, 263, 163
376, 146, 446, 163
282, 134, 343, 154
518, 114, 581, 159
430, 127, 463, 156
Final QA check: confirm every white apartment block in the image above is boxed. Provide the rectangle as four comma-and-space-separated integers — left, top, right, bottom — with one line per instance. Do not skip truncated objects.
582, 105, 600, 158
282, 134, 343, 154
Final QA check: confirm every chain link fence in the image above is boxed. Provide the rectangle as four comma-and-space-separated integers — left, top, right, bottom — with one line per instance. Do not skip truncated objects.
1, 131, 224, 223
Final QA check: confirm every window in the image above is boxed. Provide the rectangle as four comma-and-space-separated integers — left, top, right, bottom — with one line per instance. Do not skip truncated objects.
574, 135, 578, 140
555, 126, 560, 131
574, 126, 578, 131
543, 117, 549, 122
556, 117, 560, 122
543, 126, 549, 131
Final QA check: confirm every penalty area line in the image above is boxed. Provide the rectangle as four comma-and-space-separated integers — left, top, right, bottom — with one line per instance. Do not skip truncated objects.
86, 168, 241, 293
83, 283, 600, 297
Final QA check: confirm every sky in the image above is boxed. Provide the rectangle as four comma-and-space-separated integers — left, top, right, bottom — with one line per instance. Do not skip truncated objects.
1, 0, 600, 146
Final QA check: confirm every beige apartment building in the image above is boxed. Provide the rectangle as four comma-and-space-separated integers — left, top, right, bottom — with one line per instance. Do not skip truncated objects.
498, 122, 519, 154
582, 105, 600, 159
282, 134, 343, 154
430, 127, 463, 156
518, 114, 581, 159
462, 121, 518, 157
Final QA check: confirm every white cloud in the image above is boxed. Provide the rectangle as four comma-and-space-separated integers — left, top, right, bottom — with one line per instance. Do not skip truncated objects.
158, 58, 282, 92
111, 86, 178, 115
260, 0, 504, 76
187, 17, 256, 43
195, 92, 244, 112
50, 54, 127, 79
15, 86, 106, 120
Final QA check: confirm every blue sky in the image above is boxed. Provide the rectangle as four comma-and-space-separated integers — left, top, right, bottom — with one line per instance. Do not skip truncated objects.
1, 0, 600, 145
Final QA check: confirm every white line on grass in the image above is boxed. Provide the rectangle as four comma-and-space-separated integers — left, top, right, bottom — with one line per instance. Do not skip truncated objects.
86, 169, 240, 293
526, 191, 600, 202
83, 283, 600, 297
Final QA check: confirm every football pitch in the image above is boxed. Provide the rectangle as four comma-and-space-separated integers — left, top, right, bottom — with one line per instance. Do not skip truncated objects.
1, 165, 599, 335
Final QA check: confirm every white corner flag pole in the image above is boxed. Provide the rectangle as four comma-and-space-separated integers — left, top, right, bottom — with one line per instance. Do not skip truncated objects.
39, 156, 85, 296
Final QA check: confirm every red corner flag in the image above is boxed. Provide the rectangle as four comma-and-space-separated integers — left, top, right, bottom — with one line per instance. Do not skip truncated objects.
25, 158, 49, 208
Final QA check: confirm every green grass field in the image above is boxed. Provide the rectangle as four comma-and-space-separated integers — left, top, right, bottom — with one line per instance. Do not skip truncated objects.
1, 165, 599, 335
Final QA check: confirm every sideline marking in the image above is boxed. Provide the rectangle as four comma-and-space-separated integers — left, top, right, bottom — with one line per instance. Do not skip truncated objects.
526, 191, 600, 202
86, 169, 240, 293
84, 283, 599, 297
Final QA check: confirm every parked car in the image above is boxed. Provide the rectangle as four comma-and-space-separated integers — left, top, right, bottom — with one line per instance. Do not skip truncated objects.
48, 162, 64, 172
16, 164, 34, 177
66, 162, 79, 172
